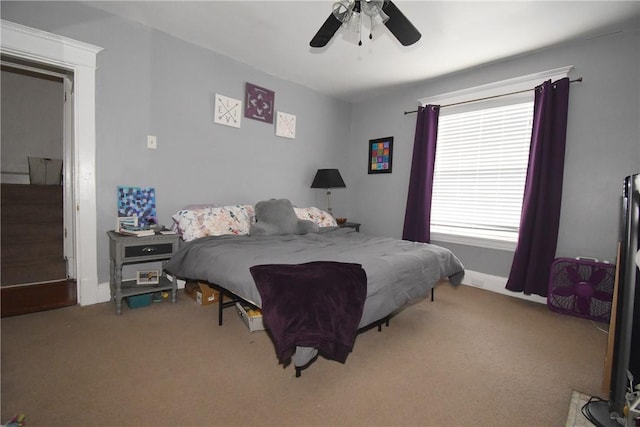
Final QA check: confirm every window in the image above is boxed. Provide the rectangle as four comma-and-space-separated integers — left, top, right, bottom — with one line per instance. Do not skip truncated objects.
431, 101, 533, 249
419, 67, 572, 250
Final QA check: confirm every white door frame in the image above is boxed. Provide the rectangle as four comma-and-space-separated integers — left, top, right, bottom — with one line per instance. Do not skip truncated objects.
63, 75, 76, 277
1, 19, 103, 305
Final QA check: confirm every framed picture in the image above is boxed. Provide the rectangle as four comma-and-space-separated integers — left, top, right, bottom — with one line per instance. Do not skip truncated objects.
245, 82, 275, 124
368, 136, 393, 174
276, 111, 296, 139
136, 270, 160, 285
214, 93, 242, 128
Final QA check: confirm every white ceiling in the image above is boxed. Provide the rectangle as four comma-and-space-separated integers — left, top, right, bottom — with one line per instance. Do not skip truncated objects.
87, 1, 640, 102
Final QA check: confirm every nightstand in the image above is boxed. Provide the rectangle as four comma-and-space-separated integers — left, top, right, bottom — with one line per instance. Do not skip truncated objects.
338, 222, 361, 232
107, 231, 180, 314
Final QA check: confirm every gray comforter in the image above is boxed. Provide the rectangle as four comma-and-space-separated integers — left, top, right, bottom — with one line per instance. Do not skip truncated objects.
165, 227, 465, 328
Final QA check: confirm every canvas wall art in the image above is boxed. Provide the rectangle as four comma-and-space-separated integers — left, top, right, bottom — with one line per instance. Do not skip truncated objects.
276, 111, 296, 139
245, 82, 275, 123
117, 186, 157, 226
214, 94, 242, 128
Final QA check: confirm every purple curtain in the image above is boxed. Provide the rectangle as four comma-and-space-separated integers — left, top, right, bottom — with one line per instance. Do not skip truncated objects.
402, 105, 440, 242
506, 78, 570, 296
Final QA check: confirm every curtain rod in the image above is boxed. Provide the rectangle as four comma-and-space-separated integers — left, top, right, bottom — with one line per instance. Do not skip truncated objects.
403, 77, 583, 115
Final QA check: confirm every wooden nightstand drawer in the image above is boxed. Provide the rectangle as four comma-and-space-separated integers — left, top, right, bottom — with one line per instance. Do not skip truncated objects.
124, 243, 173, 258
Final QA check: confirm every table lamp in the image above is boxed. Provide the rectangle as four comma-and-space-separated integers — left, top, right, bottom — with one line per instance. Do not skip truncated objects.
311, 169, 346, 215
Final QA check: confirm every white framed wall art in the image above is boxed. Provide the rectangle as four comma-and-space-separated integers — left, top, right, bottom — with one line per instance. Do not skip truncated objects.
214, 94, 242, 128
276, 111, 296, 139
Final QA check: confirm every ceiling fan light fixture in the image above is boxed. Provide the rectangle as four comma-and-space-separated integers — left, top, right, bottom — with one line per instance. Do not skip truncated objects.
378, 9, 389, 24
332, 0, 354, 23
361, 0, 386, 19
347, 10, 362, 33
310, 0, 421, 48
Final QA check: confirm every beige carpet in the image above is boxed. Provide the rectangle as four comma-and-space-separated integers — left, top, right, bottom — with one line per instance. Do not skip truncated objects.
1, 283, 608, 426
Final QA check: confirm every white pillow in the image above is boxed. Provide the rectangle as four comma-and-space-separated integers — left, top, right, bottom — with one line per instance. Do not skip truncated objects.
294, 206, 337, 227
172, 205, 254, 241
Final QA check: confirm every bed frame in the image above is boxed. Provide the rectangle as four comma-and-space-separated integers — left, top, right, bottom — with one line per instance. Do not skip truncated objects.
200, 280, 435, 377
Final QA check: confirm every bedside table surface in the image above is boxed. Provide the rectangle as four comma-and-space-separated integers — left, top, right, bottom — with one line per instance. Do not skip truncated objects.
340, 221, 360, 227
107, 230, 179, 243
338, 222, 361, 232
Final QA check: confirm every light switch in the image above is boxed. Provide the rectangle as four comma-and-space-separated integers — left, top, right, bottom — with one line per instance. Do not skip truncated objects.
147, 135, 157, 149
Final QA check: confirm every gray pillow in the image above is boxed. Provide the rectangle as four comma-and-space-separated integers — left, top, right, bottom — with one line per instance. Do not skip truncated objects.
250, 199, 319, 236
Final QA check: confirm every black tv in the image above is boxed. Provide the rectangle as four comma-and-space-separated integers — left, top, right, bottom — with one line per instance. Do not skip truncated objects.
609, 173, 640, 416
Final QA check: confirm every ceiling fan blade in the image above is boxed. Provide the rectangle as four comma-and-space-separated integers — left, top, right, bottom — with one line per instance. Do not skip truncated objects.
310, 13, 343, 48
382, 1, 421, 46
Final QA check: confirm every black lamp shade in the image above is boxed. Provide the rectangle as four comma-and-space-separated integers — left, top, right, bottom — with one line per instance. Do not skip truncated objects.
311, 169, 346, 189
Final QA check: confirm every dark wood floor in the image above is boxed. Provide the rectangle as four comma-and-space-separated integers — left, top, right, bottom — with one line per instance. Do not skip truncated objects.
1, 280, 77, 318
1, 183, 74, 317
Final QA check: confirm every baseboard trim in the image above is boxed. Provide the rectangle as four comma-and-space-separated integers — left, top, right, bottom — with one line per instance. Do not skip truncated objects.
461, 270, 547, 305
97, 282, 111, 303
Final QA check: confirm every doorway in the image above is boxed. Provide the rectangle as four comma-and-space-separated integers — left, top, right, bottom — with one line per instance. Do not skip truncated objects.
1, 19, 102, 308
0, 59, 76, 316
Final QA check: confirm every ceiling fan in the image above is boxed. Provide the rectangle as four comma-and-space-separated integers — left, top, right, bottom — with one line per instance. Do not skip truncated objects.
310, 0, 421, 48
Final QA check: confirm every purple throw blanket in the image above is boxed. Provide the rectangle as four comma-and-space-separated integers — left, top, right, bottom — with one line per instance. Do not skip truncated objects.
250, 261, 367, 364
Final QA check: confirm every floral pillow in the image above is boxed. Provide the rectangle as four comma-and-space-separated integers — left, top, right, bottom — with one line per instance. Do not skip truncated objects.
172, 205, 254, 241
294, 206, 337, 227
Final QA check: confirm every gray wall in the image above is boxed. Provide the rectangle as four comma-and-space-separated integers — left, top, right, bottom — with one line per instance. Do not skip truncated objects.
1, 2, 352, 284
1, 69, 63, 184
347, 27, 640, 277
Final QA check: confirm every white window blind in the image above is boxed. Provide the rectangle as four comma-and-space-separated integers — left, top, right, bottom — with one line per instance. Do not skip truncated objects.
431, 101, 534, 246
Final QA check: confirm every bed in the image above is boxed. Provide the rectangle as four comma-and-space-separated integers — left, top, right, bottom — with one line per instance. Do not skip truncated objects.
164, 199, 464, 375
